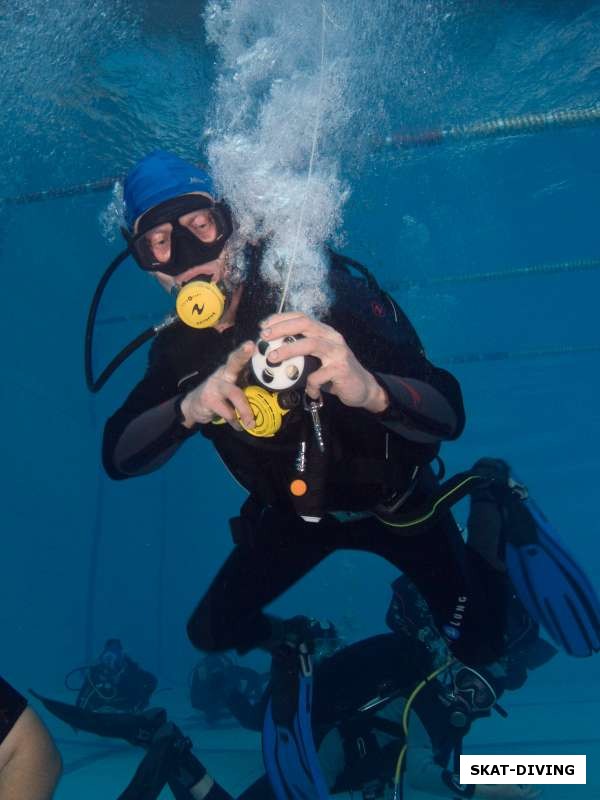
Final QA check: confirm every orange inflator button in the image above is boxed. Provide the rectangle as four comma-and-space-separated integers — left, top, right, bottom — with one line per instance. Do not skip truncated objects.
290, 479, 308, 497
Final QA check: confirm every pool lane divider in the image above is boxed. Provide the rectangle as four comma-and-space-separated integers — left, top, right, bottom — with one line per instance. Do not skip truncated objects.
1, 176, 121, 206
3, 106, 600, 206
385, 105, 600, 149
385, 258, 600, 289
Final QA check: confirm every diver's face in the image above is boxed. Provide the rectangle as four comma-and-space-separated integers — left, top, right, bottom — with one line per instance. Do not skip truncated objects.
138, 206, 225, 292
144, 209, 219, 265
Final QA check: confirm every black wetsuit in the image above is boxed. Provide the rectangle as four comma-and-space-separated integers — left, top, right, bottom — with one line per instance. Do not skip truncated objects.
76, 656, 158, 713
103, 249, 505, 666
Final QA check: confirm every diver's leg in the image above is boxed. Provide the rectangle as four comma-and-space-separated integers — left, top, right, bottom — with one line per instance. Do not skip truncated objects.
330, 508, 507, 666
118, 721, 214, 800
164, 724, 254, 800
382, 466, 508, 665
392, 511, 507, 665
187, 509, 334, 653
456, 461, 512, 661
466, 457, 511, 571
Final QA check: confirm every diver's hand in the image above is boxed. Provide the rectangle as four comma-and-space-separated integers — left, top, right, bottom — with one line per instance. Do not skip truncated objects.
260, 312, 389, 412
179, 341, 256, 430
474, 785, 542, 799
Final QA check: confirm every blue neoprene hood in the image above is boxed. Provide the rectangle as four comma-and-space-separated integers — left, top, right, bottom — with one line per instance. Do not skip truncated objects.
123, 150, 214, 228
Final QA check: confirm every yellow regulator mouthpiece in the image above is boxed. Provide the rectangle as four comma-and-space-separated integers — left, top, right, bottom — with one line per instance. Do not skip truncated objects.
175, 280, 225, 329
238, 385, 288, 438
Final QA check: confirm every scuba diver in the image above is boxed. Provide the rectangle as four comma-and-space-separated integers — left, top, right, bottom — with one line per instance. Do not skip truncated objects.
97, 149, 508, 671
189, 653, 267, 725
31, 608, 543, 800
68, 639, 158, 713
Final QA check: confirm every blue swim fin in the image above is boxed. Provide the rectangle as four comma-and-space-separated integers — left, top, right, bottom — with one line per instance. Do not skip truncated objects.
504, 487, 600, 658
262, 645, 329, 800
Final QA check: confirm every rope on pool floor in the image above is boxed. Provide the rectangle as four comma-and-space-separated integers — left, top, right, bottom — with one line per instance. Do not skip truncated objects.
385, 105, 600, 149
438, 343, 600, 366
385, 258, 600, 290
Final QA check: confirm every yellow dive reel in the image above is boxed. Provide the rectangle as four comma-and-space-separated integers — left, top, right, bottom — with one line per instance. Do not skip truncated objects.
237, 385, 289, 437
213, 385, 301, 438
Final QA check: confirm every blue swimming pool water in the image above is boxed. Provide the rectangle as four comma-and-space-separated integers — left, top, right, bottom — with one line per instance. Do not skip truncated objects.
1, 1, 599, 796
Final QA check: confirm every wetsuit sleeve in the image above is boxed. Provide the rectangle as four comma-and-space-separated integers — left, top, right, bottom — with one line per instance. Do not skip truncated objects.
330, 276, 465, 443
373, 369, 464, 443
0, 677, 27, 745
405, 714, 475, 798
102, 347, 201, 480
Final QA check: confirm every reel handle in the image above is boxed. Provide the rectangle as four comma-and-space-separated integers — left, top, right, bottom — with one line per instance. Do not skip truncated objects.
251, 335, 320, 392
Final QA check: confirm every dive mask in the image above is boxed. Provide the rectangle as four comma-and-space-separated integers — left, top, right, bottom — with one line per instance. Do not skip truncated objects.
444, 665, 505, 728
452, 666, 497, 713
125, 194, 233, 276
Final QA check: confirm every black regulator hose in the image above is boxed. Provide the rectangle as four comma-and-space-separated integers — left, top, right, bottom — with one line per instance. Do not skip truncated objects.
84, 249, 177, 392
